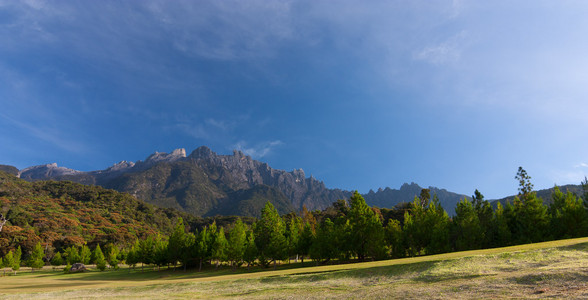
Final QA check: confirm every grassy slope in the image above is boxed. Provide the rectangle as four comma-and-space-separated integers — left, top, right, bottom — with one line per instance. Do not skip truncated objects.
1, 237, 588, 299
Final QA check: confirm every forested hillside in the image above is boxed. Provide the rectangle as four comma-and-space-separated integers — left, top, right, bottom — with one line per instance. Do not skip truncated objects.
2, 167, 586, 273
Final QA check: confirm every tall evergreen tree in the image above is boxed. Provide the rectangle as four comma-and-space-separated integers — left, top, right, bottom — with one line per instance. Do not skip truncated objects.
227, 218, 247, 268
107, 244, 120, 270
93, 244, 106, 271
79, 245, 91, 265
549, 187, 587, 239
51, 252, 63, 267
348, 191, 385, 260
254, 202, 287, 269
167, 217, 186, 268
452, 198, 483, 251
27, 242, 45, 272
243, 230, 257, 270
13, 246, 21, 274
212, 227, 228, 268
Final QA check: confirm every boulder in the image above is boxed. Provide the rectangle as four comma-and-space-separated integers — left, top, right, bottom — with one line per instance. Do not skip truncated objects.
70, 263, 87, 273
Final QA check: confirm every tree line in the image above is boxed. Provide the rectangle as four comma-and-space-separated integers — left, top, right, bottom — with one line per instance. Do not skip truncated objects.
1, 167, 588, 273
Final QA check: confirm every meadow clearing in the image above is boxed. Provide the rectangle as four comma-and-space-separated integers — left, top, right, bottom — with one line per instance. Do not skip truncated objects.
1, 237, 587, 299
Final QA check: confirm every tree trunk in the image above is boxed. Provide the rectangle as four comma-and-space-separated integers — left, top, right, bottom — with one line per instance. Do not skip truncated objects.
199, 259, 202, 272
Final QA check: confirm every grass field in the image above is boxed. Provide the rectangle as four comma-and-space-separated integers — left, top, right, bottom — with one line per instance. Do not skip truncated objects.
1, 237, 588, 299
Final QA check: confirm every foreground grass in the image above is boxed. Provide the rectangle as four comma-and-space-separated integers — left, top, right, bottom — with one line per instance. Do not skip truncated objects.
1, 237, 588, 299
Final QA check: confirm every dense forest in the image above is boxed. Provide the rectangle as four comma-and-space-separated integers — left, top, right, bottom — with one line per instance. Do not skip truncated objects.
1, 167, 587, 272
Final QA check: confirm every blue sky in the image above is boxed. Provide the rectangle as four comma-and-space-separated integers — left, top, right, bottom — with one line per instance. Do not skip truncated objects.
1, 1, 588, 199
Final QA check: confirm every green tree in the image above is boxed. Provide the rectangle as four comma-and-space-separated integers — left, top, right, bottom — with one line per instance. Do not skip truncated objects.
65, 246, 80, 264
348, 191, 386, 260
285, 216, 301, 263
79, 245, 91, 265
167, 217, 186, 268
195, 227, 210, 271
212, 227, 228, 268
180, 232, 195, 271
138, 236, 155, 271
452, 198, 483, 251
51, 252, 63, 267
516, 166, 534, 197
549, 187, 588, 239
309, 218, 339, 264
153, 235, 169, 271
471, 190, 494, 248
510, 168, 549, 244
27, 242, 45, 272
385, 219, 403, 258
227, 218, 247, 268
3, 250, 15, 275
125, 241, 139, 271
243, 230, 257, 270
107, 244, 120, 270
93, 244, 106, 271
254, 202, 287, 269
297, 222, 315, 264
13, 246, 21, 274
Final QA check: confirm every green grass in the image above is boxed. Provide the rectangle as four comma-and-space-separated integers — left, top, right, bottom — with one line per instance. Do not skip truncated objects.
1, 237, 588, 299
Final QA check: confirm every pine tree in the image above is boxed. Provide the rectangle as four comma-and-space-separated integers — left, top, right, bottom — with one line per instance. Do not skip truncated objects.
385, 219, 403, 258
27, 242, 45, 272
348, 191, 385, 260
212, 227, 228, 268
297, 222, 315, 264
243, 230, 257, 270
107, 244, 120, 270
153, 235, 169, 271
51, 252, 63, 267
167, 217, 186, 268
79, 245, 91, 265
452, 198, 483, 251
3, 250, 14, 275
254, 202, 287, 269
227, 218, 247, 268
93, 244, 106, 271
13, 246, 21, 274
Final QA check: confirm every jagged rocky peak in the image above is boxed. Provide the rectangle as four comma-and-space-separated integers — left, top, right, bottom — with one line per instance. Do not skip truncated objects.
144, 148, 187, 163
106, 160, 135, 172
189, 146, 216, 159
19, 163, 81, 180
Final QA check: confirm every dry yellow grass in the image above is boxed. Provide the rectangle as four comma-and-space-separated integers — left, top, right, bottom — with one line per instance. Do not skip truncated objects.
1, 237, 588, 299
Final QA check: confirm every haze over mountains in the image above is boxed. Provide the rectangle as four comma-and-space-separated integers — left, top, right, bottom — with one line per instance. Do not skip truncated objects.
4, 146, 473, 217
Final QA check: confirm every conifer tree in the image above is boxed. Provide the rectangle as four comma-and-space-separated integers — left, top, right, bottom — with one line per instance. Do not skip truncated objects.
452, 198, 483, 251
93, 244, 106, 271
212, 227, 228, 268
348, 191, 385, 260
227, 218, 247, 268
79, 245, 91, 265
243, 230, 257, 270
51, 252, 63, 267
27, 242, 45, 272
3, 250, 15, 275
254, 202, 287, 269
167, 217, 186, 268
107, 244, 120, 270
13, 246, 21, 274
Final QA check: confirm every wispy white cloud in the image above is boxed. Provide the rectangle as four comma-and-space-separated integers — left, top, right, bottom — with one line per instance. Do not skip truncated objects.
575, 163, 588, 168
233, 140, 284, 158
413, 31, 468, 65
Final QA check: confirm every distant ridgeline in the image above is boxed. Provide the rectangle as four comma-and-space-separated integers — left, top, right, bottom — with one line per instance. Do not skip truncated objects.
3, 146, 470, 217
1, 166, 586, 271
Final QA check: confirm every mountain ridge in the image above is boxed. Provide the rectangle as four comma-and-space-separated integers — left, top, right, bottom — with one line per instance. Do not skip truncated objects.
7, 146, 470, 216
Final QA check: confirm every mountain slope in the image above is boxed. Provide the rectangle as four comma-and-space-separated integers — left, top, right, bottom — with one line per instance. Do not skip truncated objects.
0, 170, 198, 256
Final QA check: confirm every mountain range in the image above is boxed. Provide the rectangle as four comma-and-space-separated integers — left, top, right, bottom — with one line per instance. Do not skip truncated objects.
3, 146, 473, 217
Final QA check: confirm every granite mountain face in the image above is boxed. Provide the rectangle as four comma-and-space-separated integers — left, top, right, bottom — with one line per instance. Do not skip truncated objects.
10, 146, 470, 217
